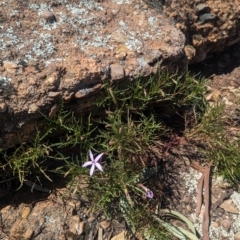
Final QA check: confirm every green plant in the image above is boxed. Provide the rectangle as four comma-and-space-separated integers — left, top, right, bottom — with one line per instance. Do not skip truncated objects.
0, 70, 207, 239
187, 101, 240, 183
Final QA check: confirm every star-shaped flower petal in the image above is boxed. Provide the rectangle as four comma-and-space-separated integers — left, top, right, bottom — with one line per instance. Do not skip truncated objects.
138, 183, 154, 199
82, 150, 104, 176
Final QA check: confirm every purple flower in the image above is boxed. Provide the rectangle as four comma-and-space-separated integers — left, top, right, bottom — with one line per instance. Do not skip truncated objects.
138, 184, 153, 199
82, 150, 104, 176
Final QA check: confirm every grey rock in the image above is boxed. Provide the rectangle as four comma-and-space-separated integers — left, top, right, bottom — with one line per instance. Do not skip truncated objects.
199, 13, 216, 24
41, 10, 56, 22
196, 4, 211, 14
48, 91, 61, 98
110, 64, 125, 81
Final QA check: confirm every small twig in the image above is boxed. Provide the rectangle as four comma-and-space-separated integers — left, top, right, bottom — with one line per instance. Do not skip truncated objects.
190, 161, 211, 240
202, 163, 211, 240
24, 179, 51, 193
196, 174, 204, 216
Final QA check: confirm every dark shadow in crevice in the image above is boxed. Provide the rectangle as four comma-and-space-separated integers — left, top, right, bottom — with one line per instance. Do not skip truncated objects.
189, 42, 240, 79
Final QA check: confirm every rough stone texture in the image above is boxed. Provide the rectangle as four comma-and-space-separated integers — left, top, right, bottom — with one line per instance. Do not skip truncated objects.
1, 0, 240, 150
159, 0, 240, 63
0, 0, 185, 150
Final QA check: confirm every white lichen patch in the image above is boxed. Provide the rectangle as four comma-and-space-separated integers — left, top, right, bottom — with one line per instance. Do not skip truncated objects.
188, 187, 240, 240
24, 32, 55, 62
0, 0, 176, 67
231, 191, 240, 209
77, 88, 94, 96
0, 26, 21, 50
148, 16, 157, 26
29, 3, 52, 13
184, 168, 240, 239
112, 0, 132, 4
191, 205, 240, 240
45, 58, 65, 66
182, 167, 201, 194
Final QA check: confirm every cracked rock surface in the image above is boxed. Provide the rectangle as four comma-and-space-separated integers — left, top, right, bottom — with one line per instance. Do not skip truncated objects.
0, 0, 185, 150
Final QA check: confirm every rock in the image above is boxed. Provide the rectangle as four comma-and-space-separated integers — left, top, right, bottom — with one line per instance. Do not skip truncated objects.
5, 0, 239, 151
49, 104, 58, 118
234, 232, 240, 240
3, 61, 19, 73
115, 52, 127, 61
186, 205, 192, 212
184, 45, 196, 61
1, 205, 11, 213
45, 76, 58, 86
111, 231, 126, 240
196, 4, 211, 14
221, 218, 231, 231
41, 10, 56, 22
23, 229, 34, 239
218, 181, 234, 189
87, 215, 95, 223
100, 220, 111, 229
220, 200, 239, 214
64, 92, 75, 101
21, 206, 31, 219
1, 0, 185, 149
69, 216, 84, 235
28, 103, 39, 113
163, 0, 240, 63
75, 84, 102, 99
213, 221, 220, 228
0, 103, 7, 112
192, 34, 205, 47
48, 91, 61, 98
199, 13, 217, 24
110, 64, 125, 81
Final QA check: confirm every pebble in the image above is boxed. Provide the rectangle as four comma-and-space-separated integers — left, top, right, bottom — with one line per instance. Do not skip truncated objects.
213, 221, 220, 228
3, 61, 19, 73
221, 218, 231, 231
100, 220, 111, 229
87, 216, 95, 223
28, 103, 39, 113
182, 156, 190, 166
186, 205, 192, 212
21, 206, 31, 219
196, 4, 211, 14
184, 45, 196, 61
64, 92, 75, 101
111, 231, 126, 240
49, 104, 58, 118
234, 232, 240, 240
110, 63, 125, 81
1, 205, 11, 213
0, 102, 7, 112
23, 229, 34, 239
220, 201, 239, 214
48, 91, 61, 98
75, 91, 86, 99
45, 76, 58, 85
199, 13, 216, 24
42, 10, 56, 22
115, 52, 127, 61
218, 181, 233, 189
